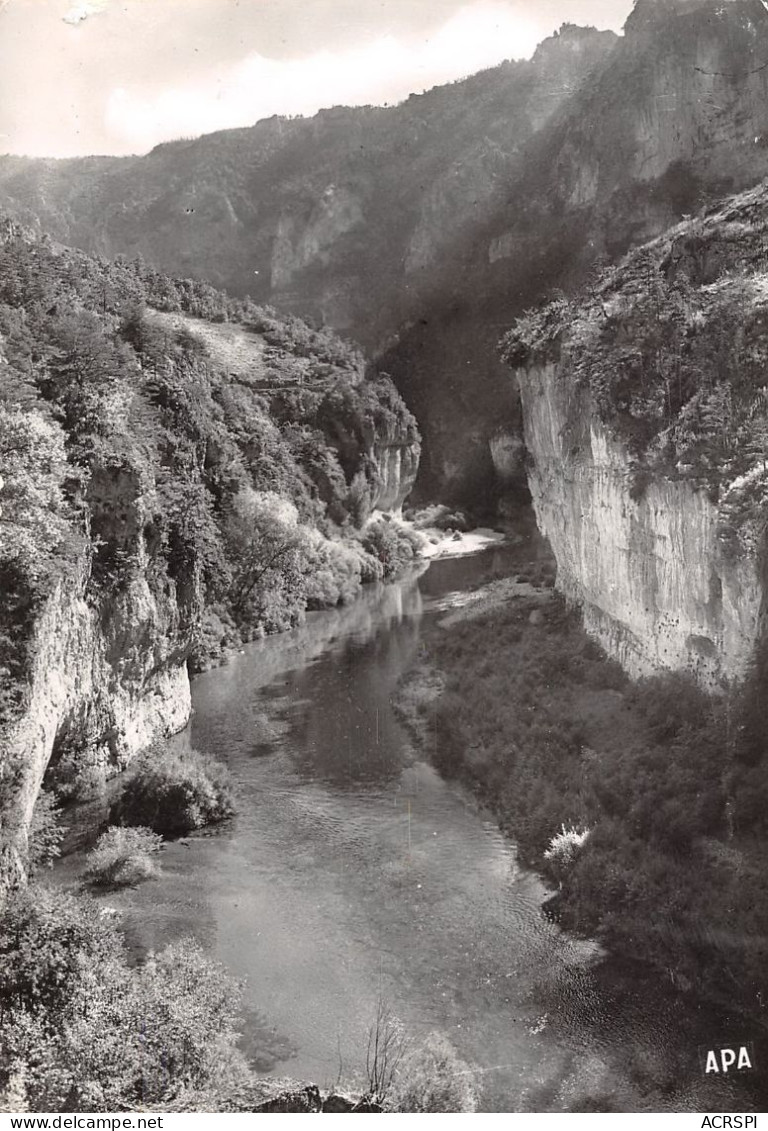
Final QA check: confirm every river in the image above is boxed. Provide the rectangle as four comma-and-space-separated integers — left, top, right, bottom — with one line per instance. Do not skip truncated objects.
53, 545, 766, 1113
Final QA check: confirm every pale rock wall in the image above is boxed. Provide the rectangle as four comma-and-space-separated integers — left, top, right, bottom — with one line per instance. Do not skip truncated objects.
519, 361, 763, 684
370, 440, 420, 513
0, 556, 191, 886
0, 459, 198, 888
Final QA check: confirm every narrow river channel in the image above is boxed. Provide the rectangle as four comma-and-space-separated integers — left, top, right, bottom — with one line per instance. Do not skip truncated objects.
53, 545, 766, 1113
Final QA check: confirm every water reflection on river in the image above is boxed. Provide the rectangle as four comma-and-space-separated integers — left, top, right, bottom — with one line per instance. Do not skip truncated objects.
56, 546, 766, 1112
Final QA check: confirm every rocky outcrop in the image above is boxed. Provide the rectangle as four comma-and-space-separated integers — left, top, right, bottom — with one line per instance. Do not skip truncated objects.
370, 438, 420, 513
250, 1083, 381, 1113
271, 186, 365, 293
1, 552, 193, 886
518, 362, 763, 684
509, 179, 768, 685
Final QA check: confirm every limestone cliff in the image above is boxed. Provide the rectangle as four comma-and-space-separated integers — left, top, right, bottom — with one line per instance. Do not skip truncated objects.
507, 179, 768, 684
370, 439, 419, 514
1, 555, 193, 886
518, 361, 763, 683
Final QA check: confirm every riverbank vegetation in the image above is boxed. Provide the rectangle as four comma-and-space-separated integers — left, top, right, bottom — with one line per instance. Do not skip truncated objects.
110, 744, 235, 836
0, 887, 252, 1112
83, 826, 163, 889
0, 882, 477, 1112
398, 586, 768, 1018
384, 1033, 478, 1114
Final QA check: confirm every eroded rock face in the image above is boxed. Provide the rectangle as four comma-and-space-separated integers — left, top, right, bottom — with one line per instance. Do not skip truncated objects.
0, 455, 199, 887
370, 439, 421, 513
271, 186, 365, 293
518, 361, 763, 685
489, 429, 526, 487
1, 566, 192, 885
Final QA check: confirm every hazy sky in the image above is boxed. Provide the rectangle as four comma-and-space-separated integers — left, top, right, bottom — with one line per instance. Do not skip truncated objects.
0, 0, 635, 158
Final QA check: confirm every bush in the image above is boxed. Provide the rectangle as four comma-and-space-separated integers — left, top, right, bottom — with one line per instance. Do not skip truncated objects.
0, 887, 120, 1019
83, 826, 163, 888
362, 519, 423, 577
26, 790, 66, 875
303, 532, 363, 608
111, 745, 235, 836
385, 1033, 478, 1113
0, 888, 251, 1112
408, 505, 471, 533
543, 824, 591, 884
43, 739, 105, 803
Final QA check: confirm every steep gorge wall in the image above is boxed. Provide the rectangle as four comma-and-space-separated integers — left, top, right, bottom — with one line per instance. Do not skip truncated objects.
518, 362, 764, 684
370, 440, 420, 513
0, 554, 193, 886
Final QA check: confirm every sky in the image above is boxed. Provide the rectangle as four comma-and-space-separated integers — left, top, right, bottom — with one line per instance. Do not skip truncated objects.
0, 0, 635, 158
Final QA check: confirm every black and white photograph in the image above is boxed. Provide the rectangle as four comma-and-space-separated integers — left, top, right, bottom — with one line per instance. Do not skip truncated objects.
0, 0, 767, 1116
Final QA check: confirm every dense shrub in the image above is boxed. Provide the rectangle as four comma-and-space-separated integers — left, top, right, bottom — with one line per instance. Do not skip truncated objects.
0, 888, 250, 1112
43, 736, 105, 803
111, 745, 235, 835
303, 533, 364, 608
362, 519, 423, 577
401, 587, 768, 1015
0, 887, 119, 1019
83, 826, 163, 888
407, 504, 471, 533
26, 790, 66, 875
385, 1033, 478, 1113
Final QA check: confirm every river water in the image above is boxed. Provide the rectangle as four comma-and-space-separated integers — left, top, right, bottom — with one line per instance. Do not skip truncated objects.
54, 546, 766, 1113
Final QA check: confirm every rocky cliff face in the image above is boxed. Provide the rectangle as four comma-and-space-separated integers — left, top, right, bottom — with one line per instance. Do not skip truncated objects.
1, 557, 193, 886
518, 362, 763, 684
369, 440, 420, 514
508, 178, 768, 684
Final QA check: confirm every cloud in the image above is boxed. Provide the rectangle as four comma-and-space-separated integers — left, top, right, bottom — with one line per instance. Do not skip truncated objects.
63, 0, 107, 26
105, 1, 542, 152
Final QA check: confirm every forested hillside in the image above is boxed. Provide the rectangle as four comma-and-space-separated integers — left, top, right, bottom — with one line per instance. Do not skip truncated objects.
0, 217, 420, 882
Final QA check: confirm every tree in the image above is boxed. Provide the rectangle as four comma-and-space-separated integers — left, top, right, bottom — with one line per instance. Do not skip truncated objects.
223, 488, 308, 627
0, 889, 250, 1112
0, 407, 70, 548
364, 998, 406, 1106
38, 312, 136, 444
